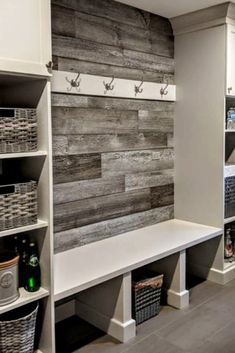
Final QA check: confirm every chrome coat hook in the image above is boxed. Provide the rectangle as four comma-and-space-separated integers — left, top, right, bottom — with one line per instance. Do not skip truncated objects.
66, 73, 81, 92
135, 79, 144, 96
160, 82, 169, 97
103, 76, 115, 94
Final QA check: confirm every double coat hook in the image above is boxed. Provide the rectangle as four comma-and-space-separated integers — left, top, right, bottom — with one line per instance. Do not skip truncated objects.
103, 76, 115, 94
66, 73, 81, 92
160, 82, 169, 97
135, 79, 144, 96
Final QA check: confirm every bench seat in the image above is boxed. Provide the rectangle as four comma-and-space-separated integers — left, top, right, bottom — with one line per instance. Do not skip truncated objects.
54, 218, 222, 302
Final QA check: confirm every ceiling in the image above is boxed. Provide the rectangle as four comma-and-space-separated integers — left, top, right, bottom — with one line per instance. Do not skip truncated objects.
115, 0, 235, 18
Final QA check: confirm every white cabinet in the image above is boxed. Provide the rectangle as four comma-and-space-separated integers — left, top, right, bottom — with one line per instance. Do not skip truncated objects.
227, 24, 235, 96
171, 3, 235, 285
0, 0, 51, 77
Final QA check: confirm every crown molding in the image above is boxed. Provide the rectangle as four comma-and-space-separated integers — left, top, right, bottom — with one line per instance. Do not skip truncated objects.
170, 2, 235, 35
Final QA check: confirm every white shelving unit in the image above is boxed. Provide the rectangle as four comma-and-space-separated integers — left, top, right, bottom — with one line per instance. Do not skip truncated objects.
171, 2, 235, 285
0, 73, 55, 353
0, 0, 55, 343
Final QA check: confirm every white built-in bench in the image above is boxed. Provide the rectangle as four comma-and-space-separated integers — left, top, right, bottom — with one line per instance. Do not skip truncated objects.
54, 219, 222, 342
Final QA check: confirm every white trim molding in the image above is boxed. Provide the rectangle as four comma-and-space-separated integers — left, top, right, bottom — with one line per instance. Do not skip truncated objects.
51, 70, 176, 102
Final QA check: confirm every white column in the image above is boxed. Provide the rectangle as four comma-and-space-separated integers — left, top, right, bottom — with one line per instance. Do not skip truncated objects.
75, 272, 136, 342
148, 251, 189, 309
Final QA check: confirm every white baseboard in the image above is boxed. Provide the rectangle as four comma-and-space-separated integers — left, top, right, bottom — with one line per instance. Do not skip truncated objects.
188, 262, 235, 285
167, 289, 189, 309
75, 300, 136, 343
55, 299, 76, 323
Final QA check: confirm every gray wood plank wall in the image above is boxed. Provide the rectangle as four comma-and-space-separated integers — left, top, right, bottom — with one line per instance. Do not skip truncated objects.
51, 0, 175, 253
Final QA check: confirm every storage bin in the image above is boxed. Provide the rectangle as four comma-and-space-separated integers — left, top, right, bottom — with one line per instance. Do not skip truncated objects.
132, 272, 163, 325
0, 252, 19, 306
225, 176, 235, 218
0, 181, 38, 231
0, 108, 37, 153
0, 302, 38, 353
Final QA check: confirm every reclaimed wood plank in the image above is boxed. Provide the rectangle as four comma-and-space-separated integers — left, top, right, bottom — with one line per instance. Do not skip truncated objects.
53, 154, 101, 184
52, 5, 75, 37
52, 35, 174, 74
60, 133, 168, 154
54, 205, 174, 252
151, 184, 174, 208
52, 6, 174, 58
102, 149, 174, 176
167, 133, 174, 147
53, 57, 174, 84
51, 0, 152, 30
52, 107, 138, 135
51, 94, 175, 112
125, 170, 174, 191
54, 176, 125, 204
54, 188, 151, 232
138, 110, 174, 133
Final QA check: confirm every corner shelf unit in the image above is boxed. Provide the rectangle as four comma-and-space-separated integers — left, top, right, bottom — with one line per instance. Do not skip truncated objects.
0, 72, 54, 353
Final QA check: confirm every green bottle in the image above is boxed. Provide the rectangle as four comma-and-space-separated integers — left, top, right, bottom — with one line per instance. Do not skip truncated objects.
25, 242, 41, 292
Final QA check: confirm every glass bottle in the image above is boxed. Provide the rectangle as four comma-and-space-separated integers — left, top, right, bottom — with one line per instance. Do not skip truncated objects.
224, 228, 234, 259
24, 242, 41, 292
19, 238, 29, 287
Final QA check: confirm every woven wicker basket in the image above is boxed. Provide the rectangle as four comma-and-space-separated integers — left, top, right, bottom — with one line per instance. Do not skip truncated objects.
132, 272, 163, 325
0, 303, 38, 353
0, 108, 37, 153
0, 181, 37, 231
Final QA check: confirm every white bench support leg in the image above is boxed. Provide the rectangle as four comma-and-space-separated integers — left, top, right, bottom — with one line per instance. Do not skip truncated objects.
75, 272, 136, 342
149, 250, 189, 309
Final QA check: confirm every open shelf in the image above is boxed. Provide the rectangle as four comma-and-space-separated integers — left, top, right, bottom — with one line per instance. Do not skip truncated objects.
225, 163, 235, 177
224, 260, 235, 270
0, 287, 49, 315
0, 151, 47, 159
224, 216, 235, 224
0, 220, 48, 238
225, 129, 235, 132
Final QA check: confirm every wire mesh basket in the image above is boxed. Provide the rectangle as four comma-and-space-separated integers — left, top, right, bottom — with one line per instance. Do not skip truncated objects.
0, 108, 37, 153
0, 180, 38, 231
0, 302, 39, 353
132, 272, 163, 325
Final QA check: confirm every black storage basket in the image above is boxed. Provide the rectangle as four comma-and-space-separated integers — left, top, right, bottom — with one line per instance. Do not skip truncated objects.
0, 302, 38, 353
132, 272, 163, 325
0, 108, 37, 153
0, 180, 37, 231
225, 176, 235, 218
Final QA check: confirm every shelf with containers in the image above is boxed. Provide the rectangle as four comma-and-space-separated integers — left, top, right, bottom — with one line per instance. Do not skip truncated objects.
0, 72, 54, 353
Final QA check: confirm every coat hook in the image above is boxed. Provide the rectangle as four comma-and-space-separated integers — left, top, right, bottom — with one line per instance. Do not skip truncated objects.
66, 73, 81, 92
103, 76, 115, 94
135, 79, 144, 96
160, 82, 169, 97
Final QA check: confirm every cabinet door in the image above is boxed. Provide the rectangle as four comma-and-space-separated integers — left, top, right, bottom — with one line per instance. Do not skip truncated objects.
0, 0, 51, 77
227, 24, 235, 96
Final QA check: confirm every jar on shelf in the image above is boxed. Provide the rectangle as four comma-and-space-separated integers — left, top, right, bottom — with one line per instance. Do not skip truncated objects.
0, 252, 19, 306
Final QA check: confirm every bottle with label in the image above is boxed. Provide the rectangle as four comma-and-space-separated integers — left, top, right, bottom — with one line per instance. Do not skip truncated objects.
19, 238, 29, 287
24, 242, 41, 292
224, 228, 234, 259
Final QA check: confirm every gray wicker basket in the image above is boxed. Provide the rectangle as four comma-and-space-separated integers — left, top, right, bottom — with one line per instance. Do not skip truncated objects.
0, 181, 37, 231
0, 303, 38, 353
132, 273, 163, 325
0, 108, 37, 153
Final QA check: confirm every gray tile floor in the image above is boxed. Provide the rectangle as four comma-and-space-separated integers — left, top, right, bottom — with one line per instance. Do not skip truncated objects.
75, 278, 235, 353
